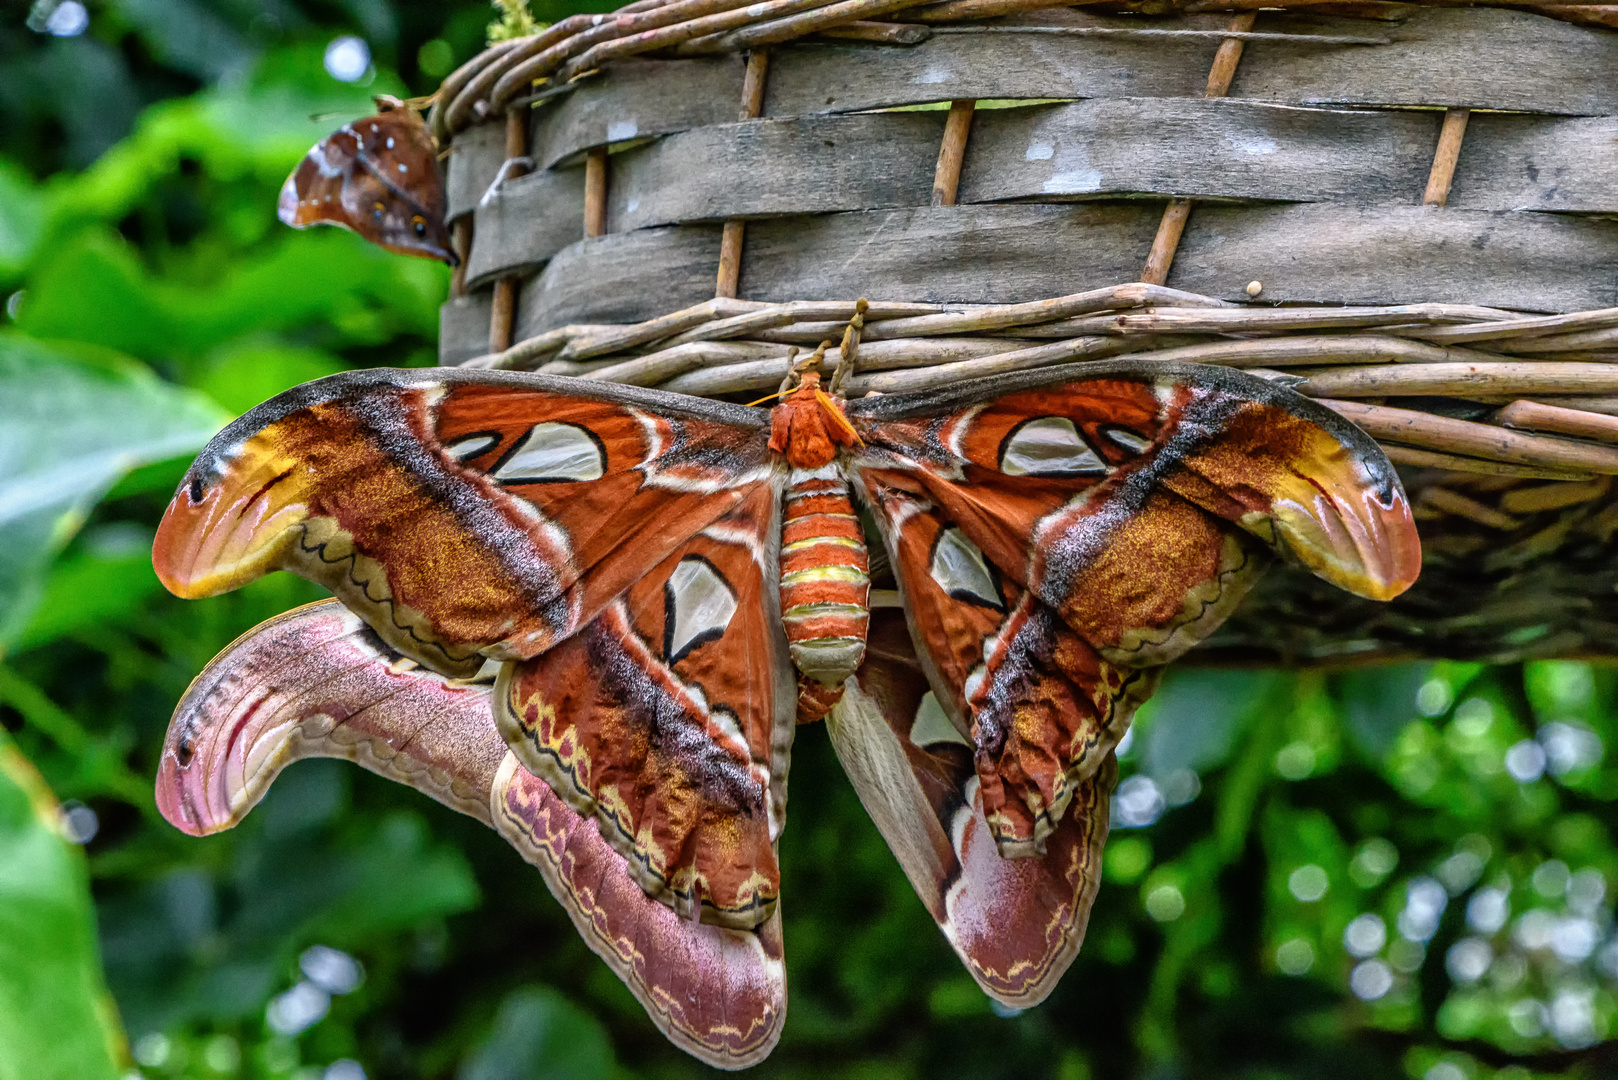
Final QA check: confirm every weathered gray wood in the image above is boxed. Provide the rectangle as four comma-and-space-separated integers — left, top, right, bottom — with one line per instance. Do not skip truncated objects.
444, 121, 507, 223
515, 226, 725, 341
767, 12, 1225, 113
1452, 114, 1618, 213
528, 56, 746, 170
464, 165, 588, 289
466, 100, 1618, 285
515, 206, 1160, 331
1171, 204, 1618, 313
510, 203, 1618, 333
440, 291, 494, 365
1232, 7, 1618, 114
608, 113, 943, 229
961, 97, 1436, 204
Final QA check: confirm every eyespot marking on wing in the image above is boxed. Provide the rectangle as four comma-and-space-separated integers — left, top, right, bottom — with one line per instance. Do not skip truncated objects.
1103, 426, 1153, 455
930, 528, 1002, 610
442, 432, 501, 462
664, 556, 739, 664
911, 691, 970, 749
492, 422, 607, 483
998, 417, 1108, 477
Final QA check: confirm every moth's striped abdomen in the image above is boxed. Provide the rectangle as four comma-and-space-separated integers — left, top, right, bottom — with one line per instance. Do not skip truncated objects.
779, 465, 869, 721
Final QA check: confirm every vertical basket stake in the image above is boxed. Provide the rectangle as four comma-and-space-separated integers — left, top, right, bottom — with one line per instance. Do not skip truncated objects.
1141, 11, 1257, 287
584, 147, 610, 238
1423, 108, 1471, 207
931, 99, 976, 207
717, 49, 770, 299
450, 217, 473, 298
489, 103, 531, 352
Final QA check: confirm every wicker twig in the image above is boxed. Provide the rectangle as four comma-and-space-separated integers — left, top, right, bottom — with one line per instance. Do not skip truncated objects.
559, 298, 770, 360
674, 0, 942, 55
927, 26, 1391, 44
1318, 399, 1618, 475
1420, 487, 1523, 531
1494, 400, 1618, 445
1378, 445, 1595, 482
1407, 307, 1618, 345
1296, 362, 1618, 399
817, 20, 932, 42
1499, 476, 1613, 513
1423, 108, 1471, 207
584, 340, 788, 384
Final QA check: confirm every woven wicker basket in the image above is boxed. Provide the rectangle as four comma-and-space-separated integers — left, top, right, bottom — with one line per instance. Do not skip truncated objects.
430, 0, 1618, 663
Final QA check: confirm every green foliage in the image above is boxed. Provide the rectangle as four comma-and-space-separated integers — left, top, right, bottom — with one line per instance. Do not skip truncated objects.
0, 731, 125, 1080
6, 3, 1618, 1079
487, 0, 543, 44
0, 334, 226, 650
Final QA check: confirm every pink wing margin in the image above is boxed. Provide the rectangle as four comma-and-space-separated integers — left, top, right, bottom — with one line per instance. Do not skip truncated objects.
827, 610, 1113, 1008
156, 600, 784, 1069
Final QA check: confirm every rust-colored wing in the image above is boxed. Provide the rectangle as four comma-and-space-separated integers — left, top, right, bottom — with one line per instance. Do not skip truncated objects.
152, 368, 777, 679
494, 484, 797, 930
859, 483, 1154, 854
277, 98, 456, 264
156, 600, 785, 1069
847, 361, 1419, 854
827, 610, 1112, 1008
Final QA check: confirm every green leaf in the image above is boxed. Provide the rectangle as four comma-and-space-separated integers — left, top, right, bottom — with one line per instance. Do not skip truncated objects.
459, 986, 623, 1080
0, 733, 126, 1080
1138, 669, 1283, 779
0, 334, 227, 650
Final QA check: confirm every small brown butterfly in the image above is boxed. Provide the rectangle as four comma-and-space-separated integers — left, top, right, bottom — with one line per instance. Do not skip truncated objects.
277, 95, 457, 265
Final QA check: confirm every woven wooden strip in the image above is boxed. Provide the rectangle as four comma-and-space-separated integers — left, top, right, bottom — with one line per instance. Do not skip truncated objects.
960, 97, 1437, 206
1228, 6, 1618, 114
528, 57, 743, 171
444, 120, 507, 222
474, 203, 1618, 340
443, 5, 1618, 143
440, 292, 494, 364
464, 166, 588, 288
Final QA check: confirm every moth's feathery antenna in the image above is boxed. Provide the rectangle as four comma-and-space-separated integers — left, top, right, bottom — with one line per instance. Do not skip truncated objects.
829, 297, 868, 397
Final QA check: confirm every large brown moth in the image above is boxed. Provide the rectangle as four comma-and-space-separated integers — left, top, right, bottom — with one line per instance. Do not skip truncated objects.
151, 357, 1419, 1066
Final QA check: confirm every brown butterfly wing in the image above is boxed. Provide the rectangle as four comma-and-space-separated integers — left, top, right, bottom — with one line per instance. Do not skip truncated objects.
156, 600, 786, 1068
828, 609, 1112, 1008
847, 361, 1420, 855
152, 369, 777, 680
277, 104, 456, 264
494, 482, 797, 930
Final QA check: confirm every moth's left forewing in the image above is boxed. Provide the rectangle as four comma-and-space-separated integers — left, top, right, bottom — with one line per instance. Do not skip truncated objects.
154, 370, 775, 681
828, 612, 1111, 1008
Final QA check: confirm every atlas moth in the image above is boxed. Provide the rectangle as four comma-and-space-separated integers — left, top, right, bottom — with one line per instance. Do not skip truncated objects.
151, 309, 1418, 1067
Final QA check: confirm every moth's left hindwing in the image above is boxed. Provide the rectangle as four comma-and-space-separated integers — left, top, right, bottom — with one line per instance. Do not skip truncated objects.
155, 601, 785, 1069
153, 369, 777, 679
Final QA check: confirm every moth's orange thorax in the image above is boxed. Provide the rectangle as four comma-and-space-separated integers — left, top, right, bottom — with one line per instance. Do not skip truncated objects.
768, 374, 860, 469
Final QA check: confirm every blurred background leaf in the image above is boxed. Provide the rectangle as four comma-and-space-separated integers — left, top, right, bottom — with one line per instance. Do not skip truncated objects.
0, 730, 125, 1080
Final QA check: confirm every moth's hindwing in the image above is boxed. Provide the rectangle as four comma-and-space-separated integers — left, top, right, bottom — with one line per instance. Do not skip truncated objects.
828, 610, 1114, 1008
155, 600, 786, 1070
